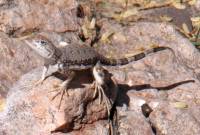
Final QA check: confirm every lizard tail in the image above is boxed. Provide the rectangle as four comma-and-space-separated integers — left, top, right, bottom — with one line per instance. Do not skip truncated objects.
100, 47, 172, 66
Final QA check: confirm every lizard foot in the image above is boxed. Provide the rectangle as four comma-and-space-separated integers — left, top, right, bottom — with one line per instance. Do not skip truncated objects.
50, 84, 69, 109
93, 82, 111, 117
49, 71, 75, 109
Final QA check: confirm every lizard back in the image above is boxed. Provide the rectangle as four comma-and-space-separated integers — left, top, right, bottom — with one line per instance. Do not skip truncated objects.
58, 45, 171, 69
59, 45, 99, 69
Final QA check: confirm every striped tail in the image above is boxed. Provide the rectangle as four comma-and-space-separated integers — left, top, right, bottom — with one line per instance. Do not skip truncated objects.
100, 47, 172, 66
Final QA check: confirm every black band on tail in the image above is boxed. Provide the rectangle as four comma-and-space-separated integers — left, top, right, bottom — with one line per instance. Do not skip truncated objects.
100, 46, 171, 66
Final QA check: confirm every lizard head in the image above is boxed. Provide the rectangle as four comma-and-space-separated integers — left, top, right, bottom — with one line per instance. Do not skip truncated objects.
24, 35, 56, 59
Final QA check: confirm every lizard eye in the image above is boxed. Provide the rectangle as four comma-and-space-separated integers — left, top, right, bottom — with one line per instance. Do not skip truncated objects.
35, 40, 48, 46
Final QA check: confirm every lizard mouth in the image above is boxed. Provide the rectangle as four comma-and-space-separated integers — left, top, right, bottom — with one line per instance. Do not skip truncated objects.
47, 52, 54, 58
46, 49, 55, 58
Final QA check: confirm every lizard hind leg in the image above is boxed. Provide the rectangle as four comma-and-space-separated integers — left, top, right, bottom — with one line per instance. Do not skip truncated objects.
50, 71, 75, 109
92, 62, 112, 117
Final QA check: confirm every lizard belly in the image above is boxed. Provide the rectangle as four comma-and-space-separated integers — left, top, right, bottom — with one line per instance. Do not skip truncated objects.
68, 64, 93, 70
57, 61, 94, 71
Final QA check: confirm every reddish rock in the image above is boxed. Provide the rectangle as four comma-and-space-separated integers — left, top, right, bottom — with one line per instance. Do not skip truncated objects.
0, 0, 78, 35
0, 32, 43, 95
0, 67, 118, 134
117, 108, 154, 135
149, 102, 200, 135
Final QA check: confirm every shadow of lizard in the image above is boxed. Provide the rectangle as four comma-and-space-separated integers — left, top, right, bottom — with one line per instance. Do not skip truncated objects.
115, 79, 195, 107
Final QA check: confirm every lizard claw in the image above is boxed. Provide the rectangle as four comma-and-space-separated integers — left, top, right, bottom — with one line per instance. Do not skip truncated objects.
92, 82, 98, 99
90, 81, 96, 89
92, 82, 111, 116
34, 78, 45, 86
92, 82, 103, 105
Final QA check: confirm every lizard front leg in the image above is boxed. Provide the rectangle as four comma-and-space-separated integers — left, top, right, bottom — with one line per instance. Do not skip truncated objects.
35, 65, 48, 86
51, 70, 75, 109
35, 64, 60, 86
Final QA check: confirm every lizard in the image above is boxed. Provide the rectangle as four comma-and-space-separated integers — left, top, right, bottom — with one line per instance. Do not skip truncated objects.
23, 34, 173, 108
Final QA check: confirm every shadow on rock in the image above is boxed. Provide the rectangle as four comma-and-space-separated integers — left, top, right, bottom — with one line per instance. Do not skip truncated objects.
52, 69, 93, 89
116, 80, 195, 107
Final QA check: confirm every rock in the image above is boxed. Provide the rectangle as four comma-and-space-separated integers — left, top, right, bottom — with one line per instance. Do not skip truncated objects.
67, 120, 110, 135
195, 0, 200, 10
149, 102, 200, 135
117, 108, 154, 135
0, 32, 43, 95
0, 67, 118, 134
0, 0, 79, 35
142, 6, 194, 31
95, 1, 198, 31
99, 21, 200, 70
